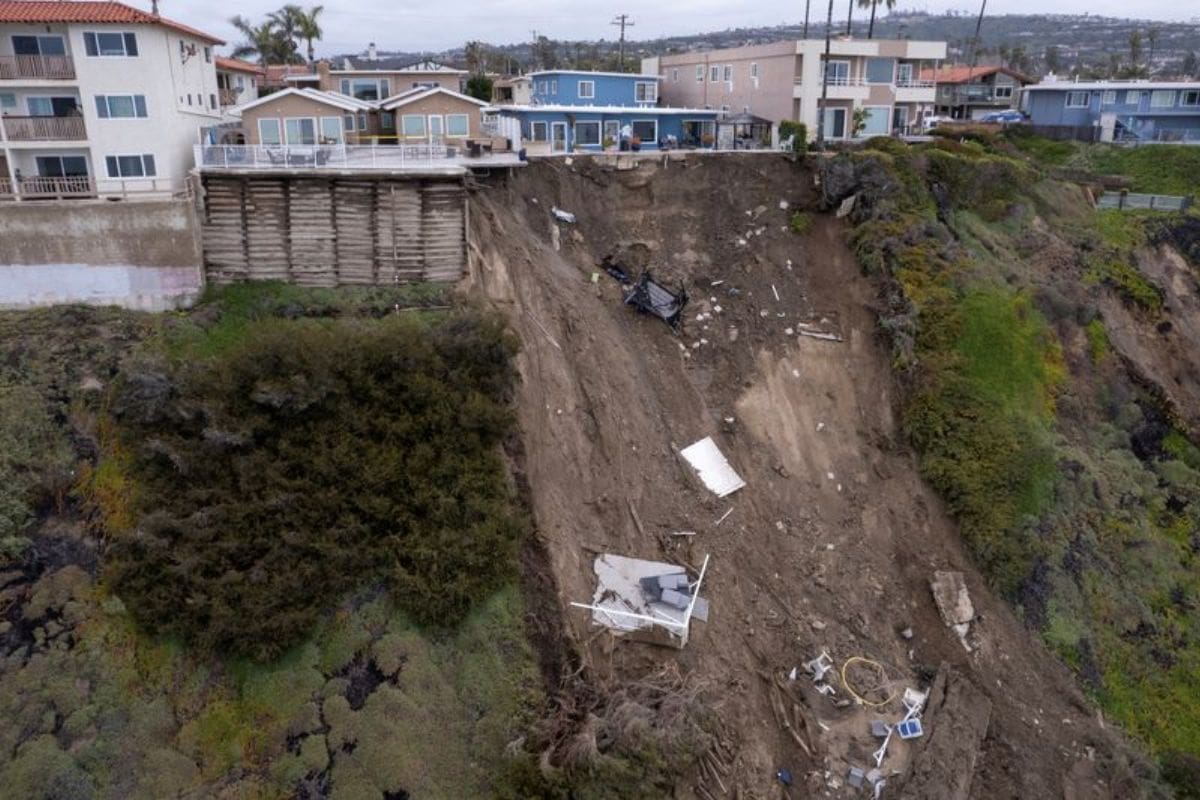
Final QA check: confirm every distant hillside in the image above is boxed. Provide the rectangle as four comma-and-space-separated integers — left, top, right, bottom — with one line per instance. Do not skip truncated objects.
335, 12, 1200, 80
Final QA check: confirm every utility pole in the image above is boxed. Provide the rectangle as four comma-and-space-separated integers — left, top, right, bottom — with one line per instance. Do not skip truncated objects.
804, 0, 811, 38
530, 29, 539, 71
817, 0, 834, 147
611, 14, 634, 71
961, 0, 987, 120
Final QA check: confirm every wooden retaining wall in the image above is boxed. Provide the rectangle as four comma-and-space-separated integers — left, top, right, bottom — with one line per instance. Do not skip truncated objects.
200, 174, 467, 286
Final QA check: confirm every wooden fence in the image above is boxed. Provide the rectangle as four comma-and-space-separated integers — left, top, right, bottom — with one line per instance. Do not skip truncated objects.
200, 174, 466, 286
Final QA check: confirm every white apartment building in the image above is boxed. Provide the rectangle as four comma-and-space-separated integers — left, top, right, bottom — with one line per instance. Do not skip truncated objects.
645, 38, 947, 139
0, 1, 223, 200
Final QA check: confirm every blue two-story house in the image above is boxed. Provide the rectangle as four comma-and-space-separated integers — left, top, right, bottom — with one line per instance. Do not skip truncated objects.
488, 70, 719, 152
1023, 79, 1200, 143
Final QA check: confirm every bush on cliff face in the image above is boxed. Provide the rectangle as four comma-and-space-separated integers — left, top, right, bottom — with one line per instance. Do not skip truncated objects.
102, 312, 524, 659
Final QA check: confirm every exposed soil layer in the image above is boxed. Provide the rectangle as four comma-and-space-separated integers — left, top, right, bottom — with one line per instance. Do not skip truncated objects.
467, 153, 1153, 798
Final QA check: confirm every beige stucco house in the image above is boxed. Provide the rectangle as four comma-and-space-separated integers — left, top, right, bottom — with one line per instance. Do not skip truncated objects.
380, 87, 488, 144
645, 37, 947, 139
236, 87, 372, 145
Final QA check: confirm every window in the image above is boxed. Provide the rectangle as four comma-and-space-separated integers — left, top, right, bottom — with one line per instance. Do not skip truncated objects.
604, 119, 619, 143
210, 93, 216, 109
446, 113, 469, 136
284, 117, 316, 144
258, 118, 282, 145
26, 97, 54, 116
635, 81, 657, 103
631, 120, 657, 143
993, 85, 1013, 99
1101, 90, 1117, 105
531, 120, 548, 141
750, 62, 759, 79
380, 112, 395, 131
1182, 91, 1200, 107
105, 153, 155, 178
95, 94, 147, 118
865, 57, 895, 84
36, 155, 88, 177
859, 107, 890, 136
343, 113, 356, 132
896, 63, 913, 85
357, 112, 367, 130
235, 75, 245, 90
578, 80, 595, 99
320, 116, 341, 143
1125, 90, 1139, 104
341, 78, 389, 101
204, 46, 211, 63
0, 93, 14, 109
575, 120, 600, 146
696, 65, 704, 82
722, 64, 733, 82
1150, 90, 1176, 108
671, 68, 679, 83
402, 114, 426, 136
11, 35, 66, 56
550, 79, 558, 93
1065, 91, 1089, 108
709, 65, 719, 82
824, 60, 850, 85
83, 31, 137, 57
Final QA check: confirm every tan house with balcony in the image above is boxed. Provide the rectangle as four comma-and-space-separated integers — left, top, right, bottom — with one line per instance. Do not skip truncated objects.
644, 37, 946, 140
314, 58, 467, 102
0, 0, 223, 200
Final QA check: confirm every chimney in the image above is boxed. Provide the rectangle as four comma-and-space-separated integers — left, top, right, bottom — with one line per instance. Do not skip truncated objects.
367, 42, 378, 62
316, 59, 332, 90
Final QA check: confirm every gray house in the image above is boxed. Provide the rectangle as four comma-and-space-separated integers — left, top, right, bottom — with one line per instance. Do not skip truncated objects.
923, 65, 1032, 119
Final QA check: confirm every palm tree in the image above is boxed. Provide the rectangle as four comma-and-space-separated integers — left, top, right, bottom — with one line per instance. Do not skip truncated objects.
267, 5, 303, 62
229, 16, 283, 64
856, 0, 896, 39
1146, 28, 1159, 77
844, 0, 853, 36
294, 5, 324, 65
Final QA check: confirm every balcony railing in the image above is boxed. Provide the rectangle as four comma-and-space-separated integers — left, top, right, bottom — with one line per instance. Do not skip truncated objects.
2, 115, 87, 141
0, 175, 96, 200
194, 143, 522, 171
896, 79, 936, 89
0, 54, 76, 81
219, 88, 239, 107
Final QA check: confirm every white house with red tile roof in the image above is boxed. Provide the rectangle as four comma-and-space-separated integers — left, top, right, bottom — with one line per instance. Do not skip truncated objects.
0, 0, 224, 199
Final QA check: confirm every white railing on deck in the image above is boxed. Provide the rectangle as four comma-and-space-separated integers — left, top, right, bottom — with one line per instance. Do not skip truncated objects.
193, 143, 458, 170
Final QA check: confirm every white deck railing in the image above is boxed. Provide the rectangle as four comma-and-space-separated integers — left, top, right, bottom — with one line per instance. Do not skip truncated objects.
194, 143, 460, 170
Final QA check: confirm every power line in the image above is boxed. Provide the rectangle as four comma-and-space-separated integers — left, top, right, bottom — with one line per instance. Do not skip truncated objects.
611, 14, 634, 70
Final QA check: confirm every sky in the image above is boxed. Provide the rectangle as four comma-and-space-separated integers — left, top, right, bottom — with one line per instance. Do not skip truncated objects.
160, 0, 1196, 56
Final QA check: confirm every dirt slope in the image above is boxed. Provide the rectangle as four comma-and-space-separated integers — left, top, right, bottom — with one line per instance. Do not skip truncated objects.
467, 154, 1151, 798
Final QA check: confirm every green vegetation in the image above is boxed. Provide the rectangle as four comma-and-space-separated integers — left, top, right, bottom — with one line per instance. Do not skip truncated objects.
1005, 130, 1200, 195
788, 211, 812, 234
0, 384, 73, 558
779, 120, 807, 153
834, 137, 1200, 782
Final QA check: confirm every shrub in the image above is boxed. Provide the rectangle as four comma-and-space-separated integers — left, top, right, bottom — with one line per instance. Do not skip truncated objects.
779, 120, 807, 154
1085, 318, 1110, 363
0, 384, 74, 545
103, 312, 525, 659
788, 211, 812, 234
1085, 257, 1163, 313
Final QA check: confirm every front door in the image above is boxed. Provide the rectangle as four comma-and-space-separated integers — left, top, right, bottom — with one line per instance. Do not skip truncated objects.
603, 120, 620, 147
36, 155, 88, 177
892, 106, 908, 135
551, 121, 567, 152
27, 96, 77, 117
429, 115, 444, 141
822, 108, 846, 139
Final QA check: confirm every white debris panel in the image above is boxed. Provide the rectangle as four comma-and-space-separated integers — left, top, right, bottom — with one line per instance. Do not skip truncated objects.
572, 554, 710, 648
681, 436, 746, 497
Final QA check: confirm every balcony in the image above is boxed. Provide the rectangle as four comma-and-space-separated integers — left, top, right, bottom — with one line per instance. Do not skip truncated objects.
2, 115, 87, 141
0, 54, 76, 81
0, 175, 96, 200
219, 88, 239, 107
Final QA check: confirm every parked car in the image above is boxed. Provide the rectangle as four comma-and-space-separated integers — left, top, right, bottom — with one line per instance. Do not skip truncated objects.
979, 110, 1026, 124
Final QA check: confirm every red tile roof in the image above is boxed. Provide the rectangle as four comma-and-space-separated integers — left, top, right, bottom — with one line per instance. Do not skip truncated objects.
919, 65, 1034, 85
0, 1, 223, 44
215, 56, 263, 75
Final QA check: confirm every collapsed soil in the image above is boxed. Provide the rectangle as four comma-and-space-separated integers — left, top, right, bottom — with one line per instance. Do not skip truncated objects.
467, 154, 1152, 798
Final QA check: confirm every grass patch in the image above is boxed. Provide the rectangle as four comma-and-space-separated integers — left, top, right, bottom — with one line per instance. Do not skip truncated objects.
1085, 145, 1200, 196
1085, 318, 1110, 363
1005, 131, 1078, 167
1085, 257, 1163, 312
789, 211, 812, 234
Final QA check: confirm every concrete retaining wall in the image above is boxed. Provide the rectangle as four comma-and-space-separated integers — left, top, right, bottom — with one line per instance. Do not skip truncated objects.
0, 199, 203, 311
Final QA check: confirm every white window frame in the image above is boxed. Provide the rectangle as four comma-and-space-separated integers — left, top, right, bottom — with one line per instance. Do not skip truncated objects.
83, 31, 138, 57
1065, 91, 1090, 109
993, 85, 1013, 99
428, 114, 444, 138
631, 118, 657, 144
671, 68, 679, 83
104, 153, 156, 179
578, 80, 595, 99
319, 116, 342, 143
1150, 90, 1176, 108
896, 62, 914, 85
341, 78, 390, 101
635, 81, 657, 104
574, 120, 601, 146
284, 116, 317, 145
709, 65, 719, 82
1101, 90, 1117, 105
95, 94, 147, 118
342, 114, 355, 132
603, 119, 620, 143
0, 92, 15, 109
858, 105, 892, 138
722, 64, 733, 83
1182, 90, 1200, 107
750, 62, 759, 79
258, 118, 282, 145
401, 114, 427, 137
1125, 90, 1140, 104
445, 113, 469, 136
531, 120, 548, 141
695, 65, 704, 82
824, 59, 851, 85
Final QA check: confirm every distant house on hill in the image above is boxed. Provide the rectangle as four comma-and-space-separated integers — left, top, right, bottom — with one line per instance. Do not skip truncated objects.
1022, 77, 1200, 143
922, 65, 1032, 119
